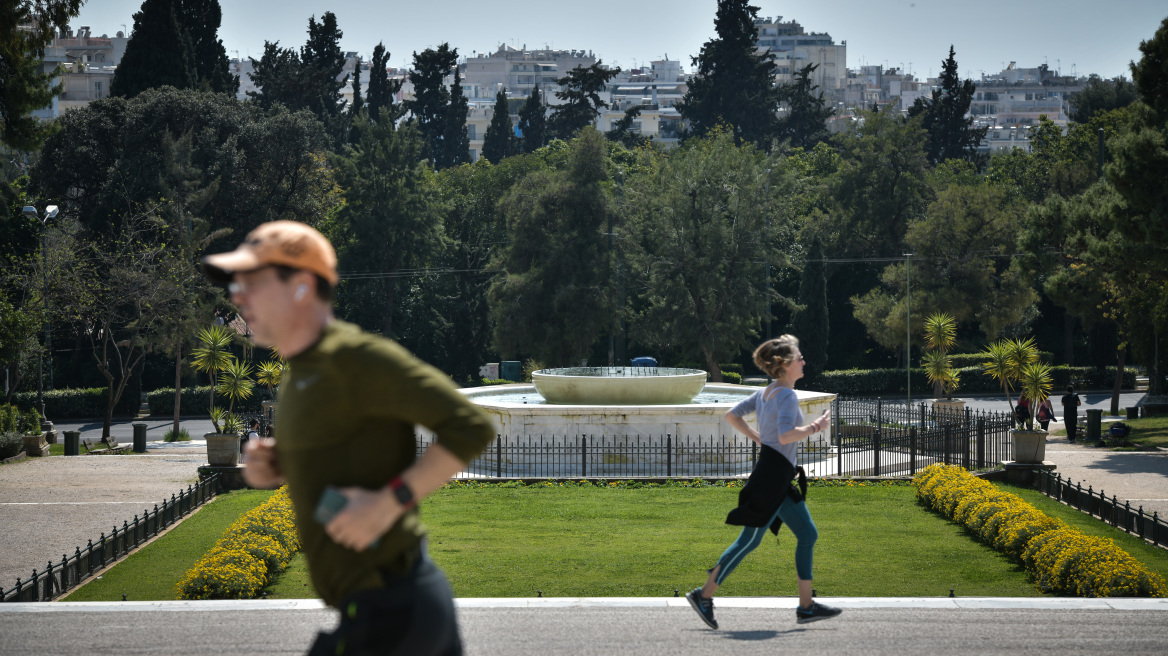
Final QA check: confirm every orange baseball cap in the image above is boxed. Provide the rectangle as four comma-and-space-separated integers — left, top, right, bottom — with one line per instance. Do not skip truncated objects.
202, 221, 339, 285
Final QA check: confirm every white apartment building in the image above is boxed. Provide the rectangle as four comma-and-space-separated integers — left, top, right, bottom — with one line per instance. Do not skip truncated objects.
31, 26, 127, 116
970, 64, 1084, 126
754, 16, 846, 99
843, 65, 926, 112
462, 44, 597, 99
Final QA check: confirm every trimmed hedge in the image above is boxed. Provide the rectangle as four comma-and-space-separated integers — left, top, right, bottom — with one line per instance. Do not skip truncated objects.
913, 464, 1166, 597
147, 386, 275, 416
10, 387, 140, 419
947, 352, 1054, 368
177, 487, 300, 599
813, 366, 1135, 396
719, 371, 743, 385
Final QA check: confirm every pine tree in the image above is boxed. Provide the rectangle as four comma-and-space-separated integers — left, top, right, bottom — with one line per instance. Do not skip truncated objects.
907, 46, 987, 166
791, 237, 828, 383
111, 0, 196, 98
774, 64, 832, 149
174, 0, 236, 94
678, 0, 781, 150
517, 84, 547, 153
441, 66, 470, 168
548, 62, 620, 140
482, 90, 516, 164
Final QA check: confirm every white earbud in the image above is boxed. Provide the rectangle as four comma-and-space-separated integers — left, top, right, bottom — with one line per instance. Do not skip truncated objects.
294, 285, 308, 301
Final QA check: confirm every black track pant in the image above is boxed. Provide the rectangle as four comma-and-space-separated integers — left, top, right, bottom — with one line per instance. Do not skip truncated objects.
307, 554, 462, 656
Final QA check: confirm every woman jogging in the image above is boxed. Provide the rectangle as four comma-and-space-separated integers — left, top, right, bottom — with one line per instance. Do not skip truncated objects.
686, 335, 842, 628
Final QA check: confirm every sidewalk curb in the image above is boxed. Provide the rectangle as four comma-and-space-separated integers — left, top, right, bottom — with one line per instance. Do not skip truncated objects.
2, 597, 1166, 612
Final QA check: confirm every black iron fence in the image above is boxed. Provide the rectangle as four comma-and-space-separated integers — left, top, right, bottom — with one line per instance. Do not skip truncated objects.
830, 396, 1015, 477
1033, 469, 1168, 550
414, 397, 1015, 480
1, 474, 221, 603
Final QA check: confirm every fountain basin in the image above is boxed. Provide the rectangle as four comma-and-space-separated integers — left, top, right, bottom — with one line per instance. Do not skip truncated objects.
457, 383, 835, 442
531, 367, 707, 405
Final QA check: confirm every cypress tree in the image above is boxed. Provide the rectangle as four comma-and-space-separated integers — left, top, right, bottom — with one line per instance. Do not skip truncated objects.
791, 237, 828, 383
111, 0, 196, 98
366, 43, 400, 122
441, 66, 471, 168
407, 43, 457, 166
482, 89, 516, 164
517, 84, 547, 153
678, 0, 781, 150
175, 0, 236, 94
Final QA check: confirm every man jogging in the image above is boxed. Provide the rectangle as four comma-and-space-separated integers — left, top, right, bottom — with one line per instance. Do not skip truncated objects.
204, 221, 495, 655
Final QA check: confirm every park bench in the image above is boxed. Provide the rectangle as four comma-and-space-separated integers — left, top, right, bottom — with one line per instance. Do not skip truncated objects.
82, 437, 131, 455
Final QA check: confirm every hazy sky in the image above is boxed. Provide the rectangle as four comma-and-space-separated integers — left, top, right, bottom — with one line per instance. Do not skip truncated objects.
75, 0, 1164, 80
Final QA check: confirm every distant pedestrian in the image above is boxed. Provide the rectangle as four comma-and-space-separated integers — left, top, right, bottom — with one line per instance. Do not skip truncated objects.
1015, 394, 1031, 428
685, 335, 842, 629
1061, 385, 1082, 442
1036, 398, 1055, 431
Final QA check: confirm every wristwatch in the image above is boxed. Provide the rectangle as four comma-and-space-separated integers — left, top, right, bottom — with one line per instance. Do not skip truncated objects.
387, 477, 417, 511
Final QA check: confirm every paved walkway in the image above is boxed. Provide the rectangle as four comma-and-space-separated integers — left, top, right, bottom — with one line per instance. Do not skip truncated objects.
1, 598, 1167, 655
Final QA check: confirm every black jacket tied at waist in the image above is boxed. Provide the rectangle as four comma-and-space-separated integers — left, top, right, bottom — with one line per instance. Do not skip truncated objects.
726, 444, 807, 536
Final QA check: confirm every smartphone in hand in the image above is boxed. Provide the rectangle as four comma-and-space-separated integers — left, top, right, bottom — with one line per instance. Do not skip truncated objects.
314, 486, 380, 549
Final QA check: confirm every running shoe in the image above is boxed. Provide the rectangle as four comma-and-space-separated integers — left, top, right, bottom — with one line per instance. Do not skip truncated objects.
796, 601, 842, 624
685, 588, 718, 629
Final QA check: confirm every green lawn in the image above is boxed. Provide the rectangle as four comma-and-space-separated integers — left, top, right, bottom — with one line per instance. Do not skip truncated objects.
270, 484, 1037, 599
63, 489, 275, 601
70, 482, 1168, 601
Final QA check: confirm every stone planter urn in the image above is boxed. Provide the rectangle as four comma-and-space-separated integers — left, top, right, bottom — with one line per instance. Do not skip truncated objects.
205, 432, 241, 466
22, 432, 49, 457
1011, 428, 1048, 464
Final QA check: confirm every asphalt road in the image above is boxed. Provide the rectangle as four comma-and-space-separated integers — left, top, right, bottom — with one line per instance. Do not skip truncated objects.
2, 602, 1167, 655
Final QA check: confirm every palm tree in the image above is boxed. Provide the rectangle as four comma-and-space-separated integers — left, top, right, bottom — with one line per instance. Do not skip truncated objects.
981, 336, 1039, 419
216, 359, 255, 415
190, 325, 235, 414
923, 312, 958, 399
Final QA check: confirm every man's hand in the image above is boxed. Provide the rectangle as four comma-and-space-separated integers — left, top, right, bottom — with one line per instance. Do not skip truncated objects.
242, 437, 284, 489
325, 486, 402, 552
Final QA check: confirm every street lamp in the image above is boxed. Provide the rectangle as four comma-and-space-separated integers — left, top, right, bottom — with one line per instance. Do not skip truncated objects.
22, 204, 58, 423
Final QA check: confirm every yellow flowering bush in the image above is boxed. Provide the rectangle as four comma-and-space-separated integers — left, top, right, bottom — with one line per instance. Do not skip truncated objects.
913, 464, 1166, 597
177, 487, 301, 599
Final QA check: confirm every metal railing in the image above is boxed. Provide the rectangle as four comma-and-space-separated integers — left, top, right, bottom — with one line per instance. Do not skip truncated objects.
414, 397, 1016, 480
1, 474, 221, 602
830, 396, 1015, 477
1033, 469, 1168, 551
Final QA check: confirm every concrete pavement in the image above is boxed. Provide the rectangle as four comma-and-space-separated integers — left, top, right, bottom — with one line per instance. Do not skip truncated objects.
2, 598, 1167, 655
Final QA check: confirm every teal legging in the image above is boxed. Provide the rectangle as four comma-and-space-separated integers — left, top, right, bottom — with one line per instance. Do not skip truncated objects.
713, 496, 818, 584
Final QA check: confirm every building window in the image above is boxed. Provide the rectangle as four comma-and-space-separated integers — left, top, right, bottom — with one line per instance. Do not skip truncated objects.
466, 125, 476, 140
94, 81, 103, 97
